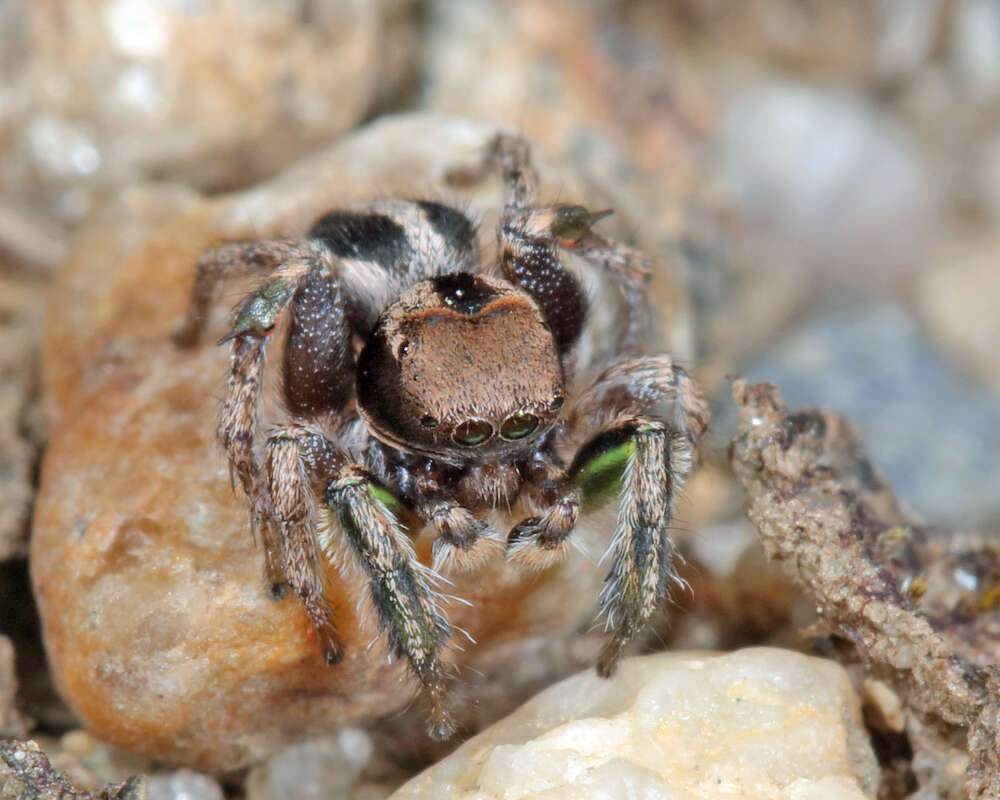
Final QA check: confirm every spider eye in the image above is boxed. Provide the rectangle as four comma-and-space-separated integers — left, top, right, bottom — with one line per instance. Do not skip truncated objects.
420, 415, 439, 428
452, 418, 493, 446
549, 394, 565, 411
500, 411, 539, 440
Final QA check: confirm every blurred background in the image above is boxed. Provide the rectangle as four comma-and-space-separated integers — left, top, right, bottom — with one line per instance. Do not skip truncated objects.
3, 0, 999, 550
1, 0, 999, 794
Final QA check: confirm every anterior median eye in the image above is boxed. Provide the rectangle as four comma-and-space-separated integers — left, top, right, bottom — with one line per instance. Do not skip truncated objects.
452, 418, 493, 446
500, 411, 539, 440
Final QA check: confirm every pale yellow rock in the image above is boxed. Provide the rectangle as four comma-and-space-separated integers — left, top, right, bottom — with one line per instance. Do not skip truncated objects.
392, 648, 879, 800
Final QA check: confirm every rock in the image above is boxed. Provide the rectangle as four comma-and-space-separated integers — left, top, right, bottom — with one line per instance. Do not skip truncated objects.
0, 278, 45, 561
0, 739, 147, 800
873, 0, 941, 82
246, 731, 372, 800
146, 769, 224, 800
391, 648, 880, 800
730, 380, 1000, 800
952, 0, 1000, 98
915, 230, 1000, 396
0, 0, 418, 230
715, 81, 934, 282
632, 0, 882, 81
55, 731, 152, 788
727, 303, 1000, 527
0, 636, 27, 739
31, 113, 694, 770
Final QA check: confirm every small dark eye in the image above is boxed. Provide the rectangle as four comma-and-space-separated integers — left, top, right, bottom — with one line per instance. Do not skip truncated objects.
549, 394, 565, 411
396, 340, 411, 359
501, 411, 539, 440
452, 418, 493, 446
420, 415, 439, 428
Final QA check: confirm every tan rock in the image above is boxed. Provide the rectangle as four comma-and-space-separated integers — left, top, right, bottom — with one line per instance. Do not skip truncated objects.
31, 114, 692, 770
392, 648, 880, 800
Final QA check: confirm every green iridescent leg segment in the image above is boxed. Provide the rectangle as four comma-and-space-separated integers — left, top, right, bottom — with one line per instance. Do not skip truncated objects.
568, 417, 693, 677
173, 238, 316, 348
326, 470, 455, 740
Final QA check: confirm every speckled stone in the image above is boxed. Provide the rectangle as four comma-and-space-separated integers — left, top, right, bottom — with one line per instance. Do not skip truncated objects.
31, 114, 694, 770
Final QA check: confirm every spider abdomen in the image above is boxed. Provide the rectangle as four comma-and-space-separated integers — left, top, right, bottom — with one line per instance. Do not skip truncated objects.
309, 199, 480, 334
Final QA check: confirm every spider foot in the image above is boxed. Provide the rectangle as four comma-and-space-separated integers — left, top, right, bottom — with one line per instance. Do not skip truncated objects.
427, 503, 503, 574
506, 492, 580, 571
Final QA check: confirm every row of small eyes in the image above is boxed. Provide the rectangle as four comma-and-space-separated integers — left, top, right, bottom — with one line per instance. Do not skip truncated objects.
420, 396, 564, 447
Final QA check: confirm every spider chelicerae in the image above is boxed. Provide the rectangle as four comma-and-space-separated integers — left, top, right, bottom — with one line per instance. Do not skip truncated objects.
174, 133, 709, 739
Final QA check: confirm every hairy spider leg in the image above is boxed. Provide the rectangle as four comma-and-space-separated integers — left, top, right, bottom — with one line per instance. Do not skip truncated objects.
569, 416, 691, 677
488, 132, 651, 357
569, 355, 708, 675
173, 238, 316, 347
469, 132, 585, 354
568, 231, 652, 356
415, 496, 503, 574
505, 451, 582, 571
265, 426, 346, 663
265, 427, 455, 737
327, 467, 455, 740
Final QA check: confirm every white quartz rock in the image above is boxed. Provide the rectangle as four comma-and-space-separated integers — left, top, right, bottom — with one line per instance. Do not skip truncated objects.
392, 648, 879, 800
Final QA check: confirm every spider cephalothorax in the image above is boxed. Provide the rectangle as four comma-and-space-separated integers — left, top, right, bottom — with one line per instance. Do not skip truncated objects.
357, 273, 565, 463
174, 133, 710, 740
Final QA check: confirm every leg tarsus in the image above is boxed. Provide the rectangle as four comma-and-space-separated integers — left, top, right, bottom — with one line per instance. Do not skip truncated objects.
596, 632, 630, 679
267, 580, 291, 601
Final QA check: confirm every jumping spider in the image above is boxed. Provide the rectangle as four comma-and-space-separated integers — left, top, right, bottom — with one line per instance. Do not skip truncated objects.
174, 133, 709, 739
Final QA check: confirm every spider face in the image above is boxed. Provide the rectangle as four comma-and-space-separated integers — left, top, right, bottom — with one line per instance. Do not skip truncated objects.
175, 132, 710, 742
357, 273, 564, 463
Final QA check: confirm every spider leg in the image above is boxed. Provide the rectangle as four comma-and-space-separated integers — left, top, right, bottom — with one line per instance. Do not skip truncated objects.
506, 454, 581, 571
570, 416, 692, 677
568, 232, 652, 356
327, 468, 455, 740
173, 238, 317, 347
571, 354, 710, 446
267, 426, 456, 737
511, 355, 708, 673
253, 270, 357, 659
482, 132, 628, 356
416, 497, 504, 575
215, 266, 317, 583
265, 426, 346, 664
